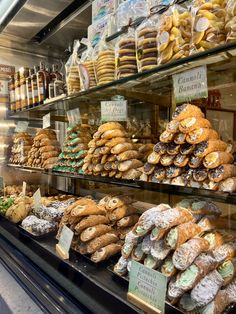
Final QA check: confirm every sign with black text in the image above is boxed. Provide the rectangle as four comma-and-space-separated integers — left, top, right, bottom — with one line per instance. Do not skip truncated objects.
173, 65, 208, 103
101, 100, 127, 122
56, 225, 74, 259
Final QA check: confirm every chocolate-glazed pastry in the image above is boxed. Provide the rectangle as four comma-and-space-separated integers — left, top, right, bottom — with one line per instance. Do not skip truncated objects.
180, 143, 195, 155
152, 165, 166, 181
181, 168, 193, 182
193, 168, 208, 182
167, 143, 180, 155
174, 132, 186, 145
143, 162, 155, 175
153, 142, 167, 154
174, 154, 189, 167
160, 154, 175, 166
189, 155, 203, 168
166, 165, 182, 178
194, 140, 228, 158
208, 164, 236, 182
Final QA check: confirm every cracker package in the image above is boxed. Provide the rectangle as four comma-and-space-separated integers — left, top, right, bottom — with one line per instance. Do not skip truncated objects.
116, 28, 138, 79
191, 0, 226, 54
136, 15, 158, 72
78, 39, 97, 90
65, 40, 81, 95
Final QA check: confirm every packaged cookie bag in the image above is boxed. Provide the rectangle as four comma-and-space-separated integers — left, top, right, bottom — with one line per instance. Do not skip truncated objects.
225, 0, 236, 43
136, 15, 158, 72
94, 34, 115, 85
191, 0, 226, 54
65, 40, 81, 95
116, 28, 138, 79
78, 39, 97, 90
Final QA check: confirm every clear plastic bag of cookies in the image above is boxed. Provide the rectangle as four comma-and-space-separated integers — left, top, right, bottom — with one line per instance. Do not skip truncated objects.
157, 3, 192, 65
225, 0, 236, 43
116, 1, 131, 31
65, 40, 81, 95
78, 38, 97, 90
93, 33, 115, 85
115, 27, 138, 79
136, 15, 158, 72
191, 0, 226, 54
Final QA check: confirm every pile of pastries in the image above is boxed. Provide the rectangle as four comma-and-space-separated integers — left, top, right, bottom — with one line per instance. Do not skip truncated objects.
27, 129, 61, 169
9, 132, 33, 165
114, 198, 236, 313
82, 122, 143, 179
140, 103, 236, 192
1, 185, 38, 197
53, 123, 91, 174
57, 194, 140, 263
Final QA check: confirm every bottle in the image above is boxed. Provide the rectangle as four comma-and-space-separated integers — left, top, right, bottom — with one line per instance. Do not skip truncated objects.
14, 71, 21, 111
26, 69, 33, 108
9, 74, 15, 112
19, 67, 29, 110
37, 62, 50, 104
31, 66, 39, 106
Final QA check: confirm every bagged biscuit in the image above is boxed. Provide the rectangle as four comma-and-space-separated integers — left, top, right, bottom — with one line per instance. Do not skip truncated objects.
65, 40, 81, 95
136, 15, 159, 72
225, 0, 236, 43
78, 38, 97, 90
116, 27, 138, 79
190, 0, 226, 54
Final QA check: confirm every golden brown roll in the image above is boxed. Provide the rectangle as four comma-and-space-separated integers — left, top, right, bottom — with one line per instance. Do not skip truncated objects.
179, 117, 211, 133
91, 243, 122, 263
160, 130, 174, 143
203, 151, 234, 169
186, 128, 219, 145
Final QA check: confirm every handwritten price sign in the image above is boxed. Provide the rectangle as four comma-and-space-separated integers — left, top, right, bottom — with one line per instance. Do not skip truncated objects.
101, 100, 127, 122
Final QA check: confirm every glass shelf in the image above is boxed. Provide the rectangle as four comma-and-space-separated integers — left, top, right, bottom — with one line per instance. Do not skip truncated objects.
7, 165, 236, 205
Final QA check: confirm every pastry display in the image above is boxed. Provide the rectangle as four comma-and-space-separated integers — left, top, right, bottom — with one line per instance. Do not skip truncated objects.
9, 132, 33, 165
83, 122, 143, 179
27, 129, 60, 169
140, 104, 236, 191
53, 123, 91, 174
21, 215, 57, 235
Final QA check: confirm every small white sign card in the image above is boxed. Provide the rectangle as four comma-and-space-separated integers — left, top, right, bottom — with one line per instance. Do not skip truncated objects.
101, 100, 127, 122
15, 121, 29, 133
173, 65, 208, 103
33, 188, 41, 209
43, 113, 51, 129
67, 108, 81, 125
56, 225, 74, 260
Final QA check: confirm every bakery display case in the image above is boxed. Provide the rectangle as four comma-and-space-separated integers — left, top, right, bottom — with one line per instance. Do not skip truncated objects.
1, 0, 236, 313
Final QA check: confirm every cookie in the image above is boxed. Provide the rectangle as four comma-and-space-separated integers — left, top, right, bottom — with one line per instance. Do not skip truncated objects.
119, 49, 136, 57
138, 28, 157, 38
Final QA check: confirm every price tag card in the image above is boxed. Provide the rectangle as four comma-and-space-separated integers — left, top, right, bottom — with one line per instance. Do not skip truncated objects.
43, 113, 51, 129
33, 188, 41, 209
67, 108, 81, 125
56, 225, 74, 259
101, 100, 127, 122
22, 181, 27, 196
15, 121, 29, 132
128, 261, 167, 314
173, 65, 208, 103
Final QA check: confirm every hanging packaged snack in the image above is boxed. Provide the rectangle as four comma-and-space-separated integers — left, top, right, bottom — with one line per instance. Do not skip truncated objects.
136, 15, 158, 72
157, 3, 192, 65
65, 40, 81, 95
116, 28, 138, 79
225, 0, 236, 43
94, 34, 116, 85
191, 0, 226, 54
78, 39, 97, 90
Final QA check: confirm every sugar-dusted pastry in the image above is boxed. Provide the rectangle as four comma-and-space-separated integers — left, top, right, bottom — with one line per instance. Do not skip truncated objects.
180, 143, 195, 155
193, 168, 208, 182
147, 151, 161, 164
167, 276, 184, 302
191, 270, 224, 307
80, 224, 112, 242
143, 162, 155, 175
172, 104, 204, 121
179, 293, 198, 314
117, 214, 139, 228
212, 241, 236, 263
131, 243, 145, 262
160, 154, 175, 166
109, 205, 138, 221
160, 130, 174, 143
150, 239, 171, 260
91, 243, 122, 263
153, 142, 167, 154
174, 154, 189, 167
144, 254, 161, 269
219, 177, 236, 192
217, 258, 236, 286
165, 221, 202, 249
166, 120, 179, 133
179, 117, 211, 134
208, 165, 236, 183
167, 143, 180, 155
150, 227, 168, 242
86, 232, 119, 254
190, 200, 222, 216
141, 234, 152, 254
203, 151, 233, 169
173, 237, 210, 270
199, 289, 230, 314
194, 140, 228, 158
114, 256, 129, 276
75, 215, 109, 234
189, 155, 203, 168
133, 204, 171, 236
152, 166, 166, 181
121, 231, 139, 258
161, 255, 177, 278
174, 132, 186, 145
166, 165, 182, 178
187, 129, 219, 145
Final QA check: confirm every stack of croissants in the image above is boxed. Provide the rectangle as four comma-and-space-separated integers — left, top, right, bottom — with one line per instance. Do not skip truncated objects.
114, 198, 236, 314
